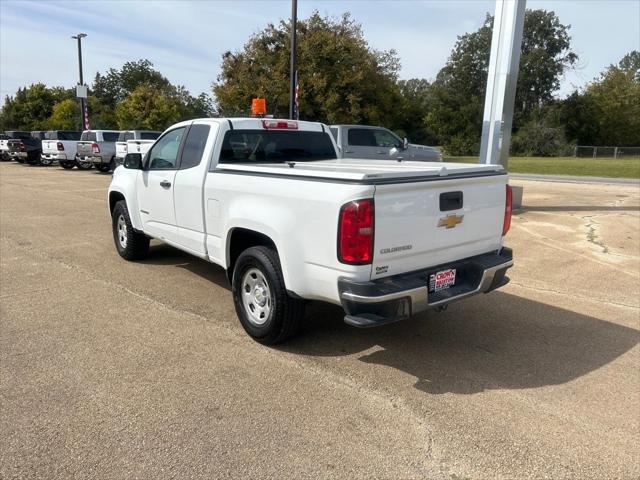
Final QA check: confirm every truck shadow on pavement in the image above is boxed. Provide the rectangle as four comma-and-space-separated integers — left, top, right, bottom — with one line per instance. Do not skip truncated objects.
140, 244, 639, 396
282, 293, 639, 395
518, 205, 640, 212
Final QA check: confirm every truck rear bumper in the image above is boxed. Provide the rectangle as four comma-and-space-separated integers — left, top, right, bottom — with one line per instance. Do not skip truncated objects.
338, 247, 513, 327
42, 153, 68, 161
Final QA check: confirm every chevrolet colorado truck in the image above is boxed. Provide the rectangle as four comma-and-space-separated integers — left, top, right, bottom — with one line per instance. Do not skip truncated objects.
77, 130, 120, 171
330, 124, 442, 162
41, 130, 82, 167
108, 118, 513, 344
114, 130, 161, 169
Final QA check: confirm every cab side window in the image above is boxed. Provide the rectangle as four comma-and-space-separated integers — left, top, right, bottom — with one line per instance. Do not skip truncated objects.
146, 127, 186, 170
180, 124, 210, 170
347, 128, 376, 147
373, 129, 401, 148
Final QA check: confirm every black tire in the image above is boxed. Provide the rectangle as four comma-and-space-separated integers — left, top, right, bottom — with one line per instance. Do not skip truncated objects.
232, 246, 304, 344
109, 157, 116, 172
112, 200, 149, 260
97, 164, 111, 173
76, 159, 92, 170
60, 161, 75, 169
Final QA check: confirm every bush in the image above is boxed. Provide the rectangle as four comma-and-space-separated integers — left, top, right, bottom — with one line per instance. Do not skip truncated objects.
511, 119, 573, 156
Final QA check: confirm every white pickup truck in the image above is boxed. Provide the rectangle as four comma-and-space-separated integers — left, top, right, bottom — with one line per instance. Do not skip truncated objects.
114, 130, 161, 169
108, 118, 513, 344
41, 130, 82, 168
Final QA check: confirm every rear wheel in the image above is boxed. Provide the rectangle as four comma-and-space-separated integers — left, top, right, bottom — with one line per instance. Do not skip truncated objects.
112, 201, 149, 260
97, 164, 111, 173
76, 159, 92, 170
232, 246, 304, 344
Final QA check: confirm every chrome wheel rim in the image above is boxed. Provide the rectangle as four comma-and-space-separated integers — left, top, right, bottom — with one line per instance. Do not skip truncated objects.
117, 215, 128, 249
241, 268, 272, 325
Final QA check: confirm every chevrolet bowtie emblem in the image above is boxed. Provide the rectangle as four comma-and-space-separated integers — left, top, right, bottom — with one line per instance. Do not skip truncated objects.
438, 214, 464, 229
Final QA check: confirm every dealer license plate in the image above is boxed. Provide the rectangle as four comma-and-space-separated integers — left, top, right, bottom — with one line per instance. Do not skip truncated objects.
429, 268, 456, 293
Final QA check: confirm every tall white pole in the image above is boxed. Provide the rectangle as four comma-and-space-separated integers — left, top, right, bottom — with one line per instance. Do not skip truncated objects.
479, 0, 526, 167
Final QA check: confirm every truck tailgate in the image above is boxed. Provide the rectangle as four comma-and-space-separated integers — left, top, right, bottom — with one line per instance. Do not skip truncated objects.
77, 141, 94, 157
126, 139, 155, 156
372, 174, 507, 279
115, 142, 127, 158
42, 140, 58, 155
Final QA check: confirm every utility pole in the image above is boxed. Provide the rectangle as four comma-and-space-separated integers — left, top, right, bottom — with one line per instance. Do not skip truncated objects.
479, 0, 526, 168
71, 33, 88, 130
288, 0, 298, 120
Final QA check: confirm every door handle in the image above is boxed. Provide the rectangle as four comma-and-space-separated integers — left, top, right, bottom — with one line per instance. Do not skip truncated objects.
344, 150, 354, 154
160, 180, 171, 188
377, 151, 387, 154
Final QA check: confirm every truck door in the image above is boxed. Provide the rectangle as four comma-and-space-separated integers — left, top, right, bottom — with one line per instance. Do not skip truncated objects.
136, 127, 186, 244
173, 122, 218, 256
345, 127, 400, 159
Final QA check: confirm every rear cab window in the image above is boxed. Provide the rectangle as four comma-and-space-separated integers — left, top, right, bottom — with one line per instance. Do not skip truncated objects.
141, 132, 160, 140
102, 132, 120, 142
81, 132, 97, 142
218, 130, 337, 165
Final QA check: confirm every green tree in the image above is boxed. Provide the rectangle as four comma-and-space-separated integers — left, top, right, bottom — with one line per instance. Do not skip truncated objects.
426, 9, 577, 155
115, 84, 182, 130
0, 84, 73, 130
92, 59, 171, 108
395, 78, 436, 144
48, 99, 80, 130
213, 12, 401, 124
586, 53, 640, 146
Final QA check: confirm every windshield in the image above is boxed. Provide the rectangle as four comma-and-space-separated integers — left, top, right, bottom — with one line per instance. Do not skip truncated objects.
219, 130, 337, 164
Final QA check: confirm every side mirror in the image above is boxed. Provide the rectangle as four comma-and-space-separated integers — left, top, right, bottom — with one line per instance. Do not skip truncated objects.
402, 138, 409, 150
124, 153, 143, 170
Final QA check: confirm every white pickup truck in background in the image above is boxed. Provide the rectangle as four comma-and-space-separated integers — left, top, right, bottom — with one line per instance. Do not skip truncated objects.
114, 130, 161, 168
41, 130, 82, 168
108, 118, 513, 344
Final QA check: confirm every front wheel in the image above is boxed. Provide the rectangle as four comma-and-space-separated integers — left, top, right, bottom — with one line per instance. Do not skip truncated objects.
97, 164, 111, 173
112, 201, 149, 260
232, 246, 305, 344
60, 161, 75, 169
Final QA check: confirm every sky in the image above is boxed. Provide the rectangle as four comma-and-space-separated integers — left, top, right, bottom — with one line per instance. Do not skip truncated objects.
1, 0, 638, 101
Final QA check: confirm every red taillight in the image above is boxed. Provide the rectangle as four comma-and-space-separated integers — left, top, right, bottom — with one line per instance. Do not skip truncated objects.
19, 142, 26, 152
262, 119, 298, 130
338, 199, 374, 264
503, 185, 513, 236
57, 142, 64, 151
91, 143, 100, 154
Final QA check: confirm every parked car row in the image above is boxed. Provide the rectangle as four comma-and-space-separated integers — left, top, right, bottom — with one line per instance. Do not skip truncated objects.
0, 129, 161, 172
1, 124, 442, 172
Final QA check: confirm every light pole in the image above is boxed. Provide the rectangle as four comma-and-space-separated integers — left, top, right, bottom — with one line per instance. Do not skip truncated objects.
288, 0, 297, 120
71, 33, 88, 130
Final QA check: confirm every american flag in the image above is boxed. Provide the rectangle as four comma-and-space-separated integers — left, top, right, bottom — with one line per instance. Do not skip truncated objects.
83, 102, 90, 130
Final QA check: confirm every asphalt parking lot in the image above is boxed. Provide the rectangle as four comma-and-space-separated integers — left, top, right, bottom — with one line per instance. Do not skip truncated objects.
1, 161, 638, 479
